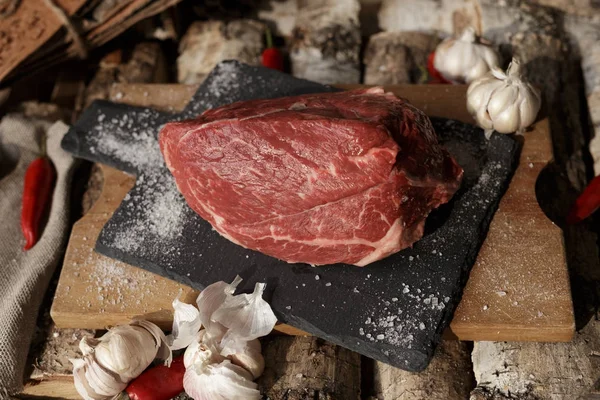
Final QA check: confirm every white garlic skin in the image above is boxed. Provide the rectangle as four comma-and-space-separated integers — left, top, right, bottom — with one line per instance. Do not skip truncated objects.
467, 58, 541, 134
434, 27, 500, 84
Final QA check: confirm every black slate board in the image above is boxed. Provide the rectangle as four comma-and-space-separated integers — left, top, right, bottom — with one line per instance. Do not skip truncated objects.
62, 61, 519, 372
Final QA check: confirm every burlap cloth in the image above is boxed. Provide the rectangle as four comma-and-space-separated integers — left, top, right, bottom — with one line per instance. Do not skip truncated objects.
0, 115, 74, 398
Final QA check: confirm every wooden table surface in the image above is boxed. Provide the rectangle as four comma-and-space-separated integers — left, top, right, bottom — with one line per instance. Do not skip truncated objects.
50, 84, 575, 342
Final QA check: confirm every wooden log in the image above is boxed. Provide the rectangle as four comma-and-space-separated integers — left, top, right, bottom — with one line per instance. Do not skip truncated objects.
378, 0, 480, 36
565, 16, 600, 175
177, 20, 266, 84
257, 0, 298, 37
370, 340, 473, 400
290, 0, 361, 84
530, 0, 600, 17
363, 31, 439, 85
258, 336, 361, 400
471, 320, 600, 399
118, 42, 168, 84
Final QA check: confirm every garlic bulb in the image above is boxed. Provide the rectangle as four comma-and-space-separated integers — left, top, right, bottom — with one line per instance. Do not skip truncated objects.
183, 360, 261, 400
71, 320, 171, 400
196, 275, 242, 332
184, 329, 225, 369
168, 297, 202, 350
467, 58, 541, 137
221, 338, 265, 379
433, 27, 500, 84
212, 282, 277, 343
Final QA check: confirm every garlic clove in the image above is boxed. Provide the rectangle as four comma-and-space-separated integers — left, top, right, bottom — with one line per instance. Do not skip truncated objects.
168, 297, 202, 350
196, 276, 243, 332
487, 85, 520, 134
93, 325, 158, 380
132, 319, 173, 367
184, 329, 225, 370
183, 360, 260, 400
212, 282, 277, 342
228, 350, 265, 380
72, 355, 127, 400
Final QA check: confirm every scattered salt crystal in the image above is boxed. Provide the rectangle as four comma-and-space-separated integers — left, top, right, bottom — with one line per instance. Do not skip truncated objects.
496, 290, 507, 296
513, 301, 519, 306
444, 297, 450, 302
114, 92, 124, 100
315, 275, 320, 280
409, 256, 414, 261
529, 162, 534, 168
359, 328, 364, 335
367, 274, 371, 278
353, 287, 360, 293
419, 322, 425, 330
424, 298, 431, 305
483, 305, 489, 310
392, 297, 398, 302
286, 306, 291, 310
302, 283, 306, 287
402, 287, 410, 293
296, 373, 303, 378
325, 282, 332, 287
52, 332, 60, 338
366, 333, 372, 339
432, 297, 438, 306
537, 311, 543, 317
376, 334, 385, 340
366, 317, 372, 324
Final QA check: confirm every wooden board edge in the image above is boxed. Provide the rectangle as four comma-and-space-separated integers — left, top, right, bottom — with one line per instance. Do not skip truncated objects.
20, 376, 78, 400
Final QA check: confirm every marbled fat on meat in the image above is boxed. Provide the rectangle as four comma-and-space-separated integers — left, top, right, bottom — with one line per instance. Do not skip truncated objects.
159, 87, 463, 266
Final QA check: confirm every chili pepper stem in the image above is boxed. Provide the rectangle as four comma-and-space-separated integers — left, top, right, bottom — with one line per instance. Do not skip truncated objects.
265, 27, 273, 49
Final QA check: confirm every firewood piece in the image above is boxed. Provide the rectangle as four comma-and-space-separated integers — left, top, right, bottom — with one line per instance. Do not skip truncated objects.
177, 19, 266, 84
364, 31, 439, 85
118, 42, 168, 84
257, 0, 298, 37
471, 320, 600, 399
371, 340, 473, 400
565, 16, 600, 175
258, 336, 361, 400
378, 0, 480, 36
290, 0, 361, 84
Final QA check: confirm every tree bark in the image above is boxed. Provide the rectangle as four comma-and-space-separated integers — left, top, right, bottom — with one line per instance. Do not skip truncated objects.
177, 19, 266, 84
258, 336, 361, 400
290, 0, 361, 84
371, 340, 474, 400
363, 31, 439, 85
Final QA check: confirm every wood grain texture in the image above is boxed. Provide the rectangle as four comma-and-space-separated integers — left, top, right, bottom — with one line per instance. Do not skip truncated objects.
51, 84, 574, 342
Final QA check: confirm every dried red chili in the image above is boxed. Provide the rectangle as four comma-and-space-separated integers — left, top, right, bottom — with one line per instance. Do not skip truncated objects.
122, 355, 186, 400
261, 28, 284, 71
427, 51, 451, 84
566, 175, 600, 224
21, 140, 55, 250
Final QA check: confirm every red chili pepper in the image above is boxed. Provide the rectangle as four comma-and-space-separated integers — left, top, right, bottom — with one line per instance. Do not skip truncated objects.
261, 28, 283, 71
124, 355, 186, 400
21, 140, 55, 250
566, 175, 600, 224
427, 51, 451, 84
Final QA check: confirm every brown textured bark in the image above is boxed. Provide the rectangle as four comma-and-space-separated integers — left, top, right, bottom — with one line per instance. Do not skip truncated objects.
363, 31, 439, 85
258, 336, 361, 400
290, 0, 361, 84
371, 341, 474, 400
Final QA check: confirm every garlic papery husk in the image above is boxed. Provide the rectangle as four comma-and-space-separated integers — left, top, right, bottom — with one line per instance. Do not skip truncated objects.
72, 319, 172, 399
183, 359, 261, 400
221, 338, 264, 379
168, 297, 202, 350
196, 275, 243, 332
212, 282, 277, 344
433, 27, 500, 84
467, 58, 541, 137
71, 355, 127, 400
184, 329, 225, 369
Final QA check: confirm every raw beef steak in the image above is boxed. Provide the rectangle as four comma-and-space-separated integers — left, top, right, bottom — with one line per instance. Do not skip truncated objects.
159, 87, 463, 266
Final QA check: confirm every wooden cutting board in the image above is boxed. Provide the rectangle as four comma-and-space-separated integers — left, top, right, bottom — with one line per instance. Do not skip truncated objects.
51, 83, 575, 342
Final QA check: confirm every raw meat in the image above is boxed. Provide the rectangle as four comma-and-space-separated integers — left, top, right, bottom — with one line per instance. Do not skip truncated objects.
159, 87, 463, 266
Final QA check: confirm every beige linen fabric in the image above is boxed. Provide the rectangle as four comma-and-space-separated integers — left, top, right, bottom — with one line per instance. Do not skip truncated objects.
0, 115, 74, 398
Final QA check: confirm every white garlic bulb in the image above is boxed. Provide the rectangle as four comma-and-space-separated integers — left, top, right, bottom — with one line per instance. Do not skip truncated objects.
433, 27, 500, 84
467, 58, 541, 138
71, 320, 171, 400
183, 360, 261, 400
